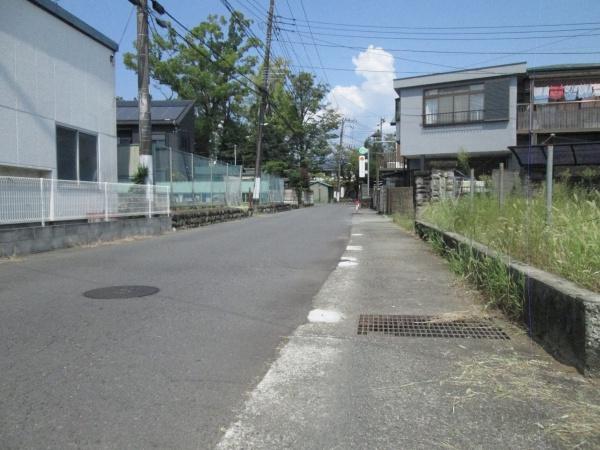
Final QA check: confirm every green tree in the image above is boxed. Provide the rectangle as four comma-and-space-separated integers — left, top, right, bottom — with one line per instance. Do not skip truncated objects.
123, 12, 260, 158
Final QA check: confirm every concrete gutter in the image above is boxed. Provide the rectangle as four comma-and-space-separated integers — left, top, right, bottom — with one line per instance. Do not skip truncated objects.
415, 220, 600, 377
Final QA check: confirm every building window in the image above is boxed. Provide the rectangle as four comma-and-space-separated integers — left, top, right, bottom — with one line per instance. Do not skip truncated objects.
423, 83, 484, 126
56, 126, 98, 181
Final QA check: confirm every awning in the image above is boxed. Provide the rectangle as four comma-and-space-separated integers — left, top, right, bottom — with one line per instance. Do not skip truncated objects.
508, 142, 600, 167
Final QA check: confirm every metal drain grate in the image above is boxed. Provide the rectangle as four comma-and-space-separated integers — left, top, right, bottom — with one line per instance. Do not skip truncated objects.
357, 314, 509, 340
83, 285, 159, 299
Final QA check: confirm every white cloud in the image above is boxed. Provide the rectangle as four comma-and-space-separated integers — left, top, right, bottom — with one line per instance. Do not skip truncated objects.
328, 46, 396, 134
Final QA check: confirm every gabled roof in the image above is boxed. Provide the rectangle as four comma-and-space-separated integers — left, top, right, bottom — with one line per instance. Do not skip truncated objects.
27, 0, 118, 51
310, 180, 332, 188
117, 100, 195, 125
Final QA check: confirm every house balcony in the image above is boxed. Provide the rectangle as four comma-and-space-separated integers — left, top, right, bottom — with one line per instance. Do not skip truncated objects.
517, 100, 600, 133
378, 151, 407, 170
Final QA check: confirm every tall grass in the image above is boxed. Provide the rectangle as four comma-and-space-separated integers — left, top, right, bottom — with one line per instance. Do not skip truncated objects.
421, 183, 600, 293
391, 212, 415, 232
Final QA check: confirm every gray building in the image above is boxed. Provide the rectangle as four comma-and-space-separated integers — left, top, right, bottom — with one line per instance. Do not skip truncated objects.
393, 62, 600, 172
309, 181, 333, 204
0, 0, 118, 181
394, 62, 525, 171
116, 100, 196, 152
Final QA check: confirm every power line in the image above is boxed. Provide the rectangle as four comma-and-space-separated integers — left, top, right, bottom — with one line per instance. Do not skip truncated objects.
118, 4, 135, 46
282, 36, 600, 56
274, 16, 600, 31
283, 28, 600, 42
277, 22, 600, 36
147, 6, 302, 136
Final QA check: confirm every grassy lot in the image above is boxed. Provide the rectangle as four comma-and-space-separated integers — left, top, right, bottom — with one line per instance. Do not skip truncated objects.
420, 183, 600, 293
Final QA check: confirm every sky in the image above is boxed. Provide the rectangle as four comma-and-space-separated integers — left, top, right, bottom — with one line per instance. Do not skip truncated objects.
57, 0, 600, 147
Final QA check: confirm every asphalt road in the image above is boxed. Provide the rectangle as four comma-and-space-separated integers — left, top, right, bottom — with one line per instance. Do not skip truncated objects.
0, 204, 352, 449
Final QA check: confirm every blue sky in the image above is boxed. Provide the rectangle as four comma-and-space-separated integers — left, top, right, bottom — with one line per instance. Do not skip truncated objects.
57, 0, 600, 145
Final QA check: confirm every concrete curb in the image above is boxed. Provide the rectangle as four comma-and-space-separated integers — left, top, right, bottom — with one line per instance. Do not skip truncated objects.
0, 216, 171, 258
415, 220, 600, 377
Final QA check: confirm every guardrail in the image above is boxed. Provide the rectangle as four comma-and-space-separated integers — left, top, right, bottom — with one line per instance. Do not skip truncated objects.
0, 176, 170, 226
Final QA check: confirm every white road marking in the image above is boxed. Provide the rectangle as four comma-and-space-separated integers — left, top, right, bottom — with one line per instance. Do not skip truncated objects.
351, 233, 363, 236
307, 309, 343, 323
338, 260, 358, 268
346, 245, 363, 251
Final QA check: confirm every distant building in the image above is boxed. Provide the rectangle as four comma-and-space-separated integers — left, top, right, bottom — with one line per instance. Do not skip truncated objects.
116, 100, 196, 152
393, 62, 600, 172
0, 0, 118, 180
309, 180, 333, 204
116, 99, 196, 182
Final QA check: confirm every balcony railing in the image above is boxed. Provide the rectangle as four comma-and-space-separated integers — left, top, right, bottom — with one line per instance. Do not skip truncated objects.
517, 100, 600, 132
378, 151, 407, 170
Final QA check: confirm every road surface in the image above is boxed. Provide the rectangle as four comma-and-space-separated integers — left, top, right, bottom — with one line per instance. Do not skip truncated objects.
0, 205, 352, 449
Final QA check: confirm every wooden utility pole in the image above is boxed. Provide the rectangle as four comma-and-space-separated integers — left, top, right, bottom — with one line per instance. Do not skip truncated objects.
337, 118, 345, 202
137, 0, 152, 183
253, 0, 275, 205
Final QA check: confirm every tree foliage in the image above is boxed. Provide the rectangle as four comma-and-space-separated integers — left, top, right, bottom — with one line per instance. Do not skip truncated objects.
124, 12, 259, 158
124, 11, 342, 193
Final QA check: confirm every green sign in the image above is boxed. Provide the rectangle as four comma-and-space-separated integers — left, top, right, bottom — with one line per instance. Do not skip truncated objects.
358, 146, 368, 155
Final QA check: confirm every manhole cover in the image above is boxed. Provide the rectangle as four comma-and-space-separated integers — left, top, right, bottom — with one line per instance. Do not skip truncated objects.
357, 314, 509, 340
83, 285, 159, 299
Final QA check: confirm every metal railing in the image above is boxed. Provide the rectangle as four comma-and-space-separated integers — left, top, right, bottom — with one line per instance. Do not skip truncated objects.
0, 176, 170, 226
423, 109, 485, 126
517, 100, 600, 131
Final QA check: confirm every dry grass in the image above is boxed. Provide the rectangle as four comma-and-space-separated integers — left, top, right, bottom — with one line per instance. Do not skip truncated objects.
422, 310, 492, 324
445, 354, 600, 448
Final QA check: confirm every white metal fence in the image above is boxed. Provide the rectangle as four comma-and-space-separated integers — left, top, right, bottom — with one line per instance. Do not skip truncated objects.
0, 176, 170, 226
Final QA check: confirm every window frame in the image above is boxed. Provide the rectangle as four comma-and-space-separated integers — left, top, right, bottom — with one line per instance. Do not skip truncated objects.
422, 83, 485, 127
55, 124, 99, 182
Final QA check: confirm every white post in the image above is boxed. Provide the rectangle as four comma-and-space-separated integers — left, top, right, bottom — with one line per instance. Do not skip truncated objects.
166, 186, 171, 216
191, 152, 195, 201
225, 163, 229, 206
104, 182, 109, 221
470, 168, 475, 200
367, 147, 370, 198
147, 184, 152, 218
49, 177, 55, 222
169, 146, 173, 202
546, 144, 554, 225
39, 178, 45, 226
210, 162, 213, 206
499, 162, 505, 207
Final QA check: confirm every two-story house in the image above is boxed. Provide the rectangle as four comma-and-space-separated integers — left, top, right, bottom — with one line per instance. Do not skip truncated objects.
0, 0, 118, 181
393, 62, 600, 173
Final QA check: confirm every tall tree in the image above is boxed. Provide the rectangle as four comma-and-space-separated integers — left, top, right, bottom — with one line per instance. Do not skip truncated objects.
124, 12, 260, 158
259, 68, 341, 197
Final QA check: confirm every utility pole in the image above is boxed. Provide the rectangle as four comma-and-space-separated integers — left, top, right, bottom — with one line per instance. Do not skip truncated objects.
376, 117, 384, 198
234, 144, 237, 166
337, 118, 345, 202
253, 0, 275, 205
137, 0, 153, 184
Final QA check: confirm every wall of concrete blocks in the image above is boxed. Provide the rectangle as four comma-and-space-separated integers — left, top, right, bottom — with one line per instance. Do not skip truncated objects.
415, 220, 600, 377
0, 217, 170, 257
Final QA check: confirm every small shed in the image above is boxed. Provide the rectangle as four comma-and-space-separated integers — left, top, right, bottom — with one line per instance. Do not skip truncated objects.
309, 181, 333, 203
